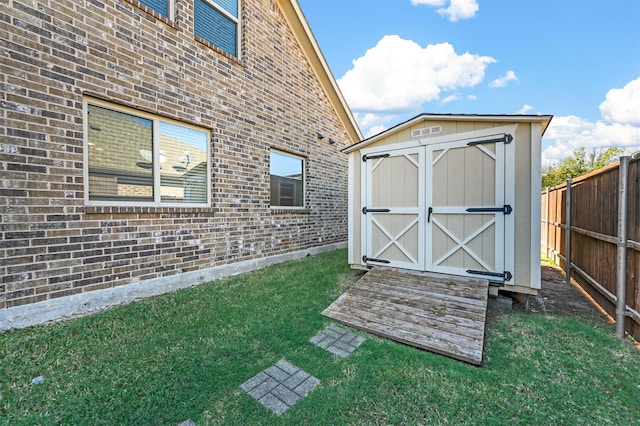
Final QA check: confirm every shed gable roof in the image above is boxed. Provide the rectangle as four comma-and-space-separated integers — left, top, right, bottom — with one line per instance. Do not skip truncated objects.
342, 113, 553, 153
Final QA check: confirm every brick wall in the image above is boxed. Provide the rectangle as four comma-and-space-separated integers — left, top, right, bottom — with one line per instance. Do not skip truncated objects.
0, 0, 352, 310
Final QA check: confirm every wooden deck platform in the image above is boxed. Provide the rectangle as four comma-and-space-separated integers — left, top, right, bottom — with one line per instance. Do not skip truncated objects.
322, 267, 489, 365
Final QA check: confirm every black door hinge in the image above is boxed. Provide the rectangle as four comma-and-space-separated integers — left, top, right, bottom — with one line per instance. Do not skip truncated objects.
467, 269, 512, 282
466, 204, 512, 215
466, 134, 513, 146
362, 153, 390, 162
362, 207, 391, 214
363, 255, 391, 264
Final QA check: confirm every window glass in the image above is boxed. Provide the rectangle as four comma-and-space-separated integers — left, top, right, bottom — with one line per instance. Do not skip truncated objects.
194, 0, 238, 56
86, 102, 209, 206
139, 0, 169, 17
87, 105, 154, 202
159, 122, 208, 204
270, 151, 304, 207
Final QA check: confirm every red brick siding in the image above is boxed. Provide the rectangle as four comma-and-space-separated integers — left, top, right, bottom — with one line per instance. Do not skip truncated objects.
0, 0, 350, 309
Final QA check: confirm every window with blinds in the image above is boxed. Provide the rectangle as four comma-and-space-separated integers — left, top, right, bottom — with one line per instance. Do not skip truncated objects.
85, 100, 210, 206
194, 0, 239, 57
138, 0, 171, 18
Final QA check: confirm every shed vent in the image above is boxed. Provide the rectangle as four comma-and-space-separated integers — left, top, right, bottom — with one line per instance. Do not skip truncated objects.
411, 126, 442, 138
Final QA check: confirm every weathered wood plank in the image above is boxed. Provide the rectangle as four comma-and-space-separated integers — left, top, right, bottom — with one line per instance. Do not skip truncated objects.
367, 267, 488, 301
339, 287, 486, 334
325, 286, 485, 342
354, 280, 488, 312
345, 285, 486, 322
325, 309, 482, 365
327, 298, 484, 344
322, 267, 489, 365
356, 270, 487, 304
362, 269, 487, 299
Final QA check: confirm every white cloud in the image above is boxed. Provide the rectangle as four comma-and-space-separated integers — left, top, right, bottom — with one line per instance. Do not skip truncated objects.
543, 77, 640, 165
411, 0, 446, 5
467, 94, 477, 100
599, 76, 640, 125
441, 94, 460, 104
366, 124, 389, 138
338, 35, 495, 114
355, 112, 395, 129
517, 104, 534, 114
412, 0, 479, 21
438, 0, 480, 21
542, 115, 640, 166
489, 70, 518, 88
354, 112, 400, 138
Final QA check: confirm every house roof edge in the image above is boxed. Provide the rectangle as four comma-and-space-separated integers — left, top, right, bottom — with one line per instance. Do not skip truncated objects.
276, 0, 363, 143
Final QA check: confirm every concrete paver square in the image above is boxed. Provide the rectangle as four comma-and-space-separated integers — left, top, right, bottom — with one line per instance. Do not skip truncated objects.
275, 359, 300, 375
246, 377, 279, 400
293, 375, 321, 397
239, 371, 269, 393
264, 365, 291, 382
283, 370, 310, 390
240, 359, 320, 416
272, 384, 301, 406
310, 325, 365, 358
258, 393, 289, 416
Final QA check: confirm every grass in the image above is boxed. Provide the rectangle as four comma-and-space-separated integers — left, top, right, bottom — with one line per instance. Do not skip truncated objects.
541, 252, 557, 267
1, 249, 639, 425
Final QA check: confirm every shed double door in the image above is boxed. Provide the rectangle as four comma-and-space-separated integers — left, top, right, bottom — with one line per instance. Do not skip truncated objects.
363, 136, 511, 282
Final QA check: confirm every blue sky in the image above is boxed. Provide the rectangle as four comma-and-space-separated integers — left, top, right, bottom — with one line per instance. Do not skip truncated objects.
298, 0, 640, 165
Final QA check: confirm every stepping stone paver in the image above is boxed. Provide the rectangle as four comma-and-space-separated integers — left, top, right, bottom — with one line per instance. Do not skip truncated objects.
240, 359, 320, 416
310, 325, 366, 358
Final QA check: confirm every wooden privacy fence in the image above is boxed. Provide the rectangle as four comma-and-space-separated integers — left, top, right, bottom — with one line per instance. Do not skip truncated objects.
541, 155, 640, 341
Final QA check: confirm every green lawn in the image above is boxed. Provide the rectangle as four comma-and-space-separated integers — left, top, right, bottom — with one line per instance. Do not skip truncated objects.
1, 249, 638, 425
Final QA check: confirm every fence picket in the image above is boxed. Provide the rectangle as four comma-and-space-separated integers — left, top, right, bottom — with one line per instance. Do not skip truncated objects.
541, 156, 639, 341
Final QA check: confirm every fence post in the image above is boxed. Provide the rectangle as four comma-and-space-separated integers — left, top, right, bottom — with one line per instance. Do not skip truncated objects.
545, 187, 550, 258
565, 179, 572, 285
616, 156, 630, 340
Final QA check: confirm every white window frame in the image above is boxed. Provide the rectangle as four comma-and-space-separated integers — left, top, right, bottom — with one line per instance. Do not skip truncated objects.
270, 149, 306, 210
195, 0, 241, 58
83, 97, 211, 208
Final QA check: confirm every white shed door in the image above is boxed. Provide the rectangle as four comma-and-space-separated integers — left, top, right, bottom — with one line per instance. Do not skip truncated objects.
362, 132, 512, 282
426, 138, 508, 281
363, 147, 425, 270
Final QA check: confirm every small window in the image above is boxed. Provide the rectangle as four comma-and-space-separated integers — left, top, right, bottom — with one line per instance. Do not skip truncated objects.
194, 0, 239, 56
85, 100, 210, 206
270, 150, 304, 208
138, 0, 171, 18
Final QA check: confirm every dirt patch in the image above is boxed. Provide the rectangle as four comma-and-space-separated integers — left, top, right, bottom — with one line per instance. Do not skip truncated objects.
487, 264, 613, 328
526, 265, 611, 319
488, 264, 640, 350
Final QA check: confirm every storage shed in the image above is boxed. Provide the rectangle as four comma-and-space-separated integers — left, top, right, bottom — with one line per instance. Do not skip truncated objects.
344, 114, 553, 296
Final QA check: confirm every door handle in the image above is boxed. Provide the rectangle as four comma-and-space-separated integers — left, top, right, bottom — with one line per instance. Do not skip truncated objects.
427, 206, 433, 223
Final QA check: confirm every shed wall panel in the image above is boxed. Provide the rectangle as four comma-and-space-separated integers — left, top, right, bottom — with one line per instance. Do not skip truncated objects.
348, 118, 543, 292
514, 123, 533, 287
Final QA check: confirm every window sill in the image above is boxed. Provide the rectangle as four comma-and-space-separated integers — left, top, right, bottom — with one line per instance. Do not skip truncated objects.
194, 35, 242, 65
270, 207, 311, 214
83, 206, 216, 215
124, 0, 179, 30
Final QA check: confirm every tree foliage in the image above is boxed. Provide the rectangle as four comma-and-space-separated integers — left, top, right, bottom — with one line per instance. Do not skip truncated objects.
541, 147, 624, 188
